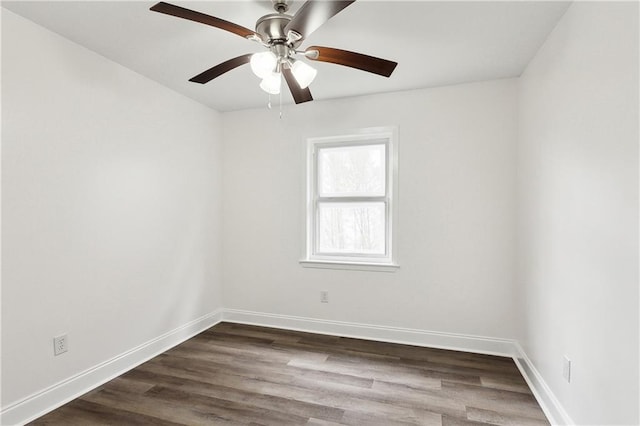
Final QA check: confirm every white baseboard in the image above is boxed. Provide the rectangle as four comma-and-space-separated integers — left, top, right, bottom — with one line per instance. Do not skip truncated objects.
222, 309, 517, 357
513, 342, 575, 425
2, 308, 573, 426
0, 310, 223, 426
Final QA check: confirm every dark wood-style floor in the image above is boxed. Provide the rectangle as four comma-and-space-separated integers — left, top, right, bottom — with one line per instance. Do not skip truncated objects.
31, 322, 549, 425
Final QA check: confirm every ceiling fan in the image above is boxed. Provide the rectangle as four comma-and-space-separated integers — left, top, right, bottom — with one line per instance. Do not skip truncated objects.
150, 0, 398, 104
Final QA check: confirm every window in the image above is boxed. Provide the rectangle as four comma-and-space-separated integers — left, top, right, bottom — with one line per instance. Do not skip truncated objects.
301, 127, 398, 271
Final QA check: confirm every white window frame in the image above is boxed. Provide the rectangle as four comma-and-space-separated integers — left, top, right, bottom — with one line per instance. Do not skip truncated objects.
300, 126, 399, 272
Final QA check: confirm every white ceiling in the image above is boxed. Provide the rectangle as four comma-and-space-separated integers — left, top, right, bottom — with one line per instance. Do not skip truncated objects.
2, 1, 571, 112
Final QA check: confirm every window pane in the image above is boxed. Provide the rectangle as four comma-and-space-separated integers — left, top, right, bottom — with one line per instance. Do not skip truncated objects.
317, 202, 386, 255
317, 144, 386, 197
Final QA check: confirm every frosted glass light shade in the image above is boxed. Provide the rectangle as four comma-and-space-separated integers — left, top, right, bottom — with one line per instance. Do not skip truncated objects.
291, 60, 317, 89
250, 51, 277, 79
260, 72, 281, 94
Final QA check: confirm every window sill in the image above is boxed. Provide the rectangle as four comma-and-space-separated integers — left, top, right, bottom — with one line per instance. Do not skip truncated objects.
299, 259, 399, 272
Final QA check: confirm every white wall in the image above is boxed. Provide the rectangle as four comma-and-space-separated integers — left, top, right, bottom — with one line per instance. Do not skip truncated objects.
517, 2, 639, 425
1, 9, 223, 411
222, 79, 520, 340
5, 2, 638, 424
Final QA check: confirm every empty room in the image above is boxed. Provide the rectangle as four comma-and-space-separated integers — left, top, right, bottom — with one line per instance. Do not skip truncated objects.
1, 1, 638, 425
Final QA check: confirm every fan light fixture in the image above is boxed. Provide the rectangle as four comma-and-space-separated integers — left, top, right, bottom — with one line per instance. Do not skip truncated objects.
150, 1, 398, 105
290, 60, 317, 89
250, 50, 317, 95
250, 51, 278, 79
259, 71, 282, 94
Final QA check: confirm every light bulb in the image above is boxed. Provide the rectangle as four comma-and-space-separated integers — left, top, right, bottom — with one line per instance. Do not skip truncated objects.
291, 60, 317, 89
250, 51, 277, 79
260, 72, 281, 94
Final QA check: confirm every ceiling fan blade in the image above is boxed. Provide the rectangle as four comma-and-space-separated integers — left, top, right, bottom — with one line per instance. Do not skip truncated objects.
282, 67, 313, 104
189, 54, 253, 84
150, 2, 260, 40
284, 0, 355, 40
305, 46, 398, 77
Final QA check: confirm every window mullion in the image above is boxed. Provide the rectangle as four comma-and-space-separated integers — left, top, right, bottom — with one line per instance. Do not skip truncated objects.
317, 196, 387, 203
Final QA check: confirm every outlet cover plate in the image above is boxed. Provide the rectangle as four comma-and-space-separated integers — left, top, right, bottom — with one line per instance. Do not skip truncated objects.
54, 334, 68, 356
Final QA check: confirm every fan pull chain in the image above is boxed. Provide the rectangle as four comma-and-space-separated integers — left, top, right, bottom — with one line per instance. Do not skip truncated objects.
267, 94, 272, 110
279, 85, 283, 119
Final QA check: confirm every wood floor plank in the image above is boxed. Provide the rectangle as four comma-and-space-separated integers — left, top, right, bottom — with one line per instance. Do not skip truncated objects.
371, 381, 467, 418
29, 323, 549, 425
289, 354, 443, 390
400, 357, 525, 383
466, 406, 549, 426
479, 375, 533, 394
81, 386, 236, 425
306, 418, 345, 426
441, 415, 488, 426
30, 399, 184, 426
271, 338, 404, 364
338, 409, 432, 426
440, 381, 548, 421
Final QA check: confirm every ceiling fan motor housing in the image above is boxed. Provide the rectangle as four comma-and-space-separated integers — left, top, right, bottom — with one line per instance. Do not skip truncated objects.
255, 13, 300, 48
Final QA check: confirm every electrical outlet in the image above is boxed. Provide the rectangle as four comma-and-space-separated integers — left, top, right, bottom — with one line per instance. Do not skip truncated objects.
320, 291, 329, 303
54, 334, 68, 356
562, 355, 571, 383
